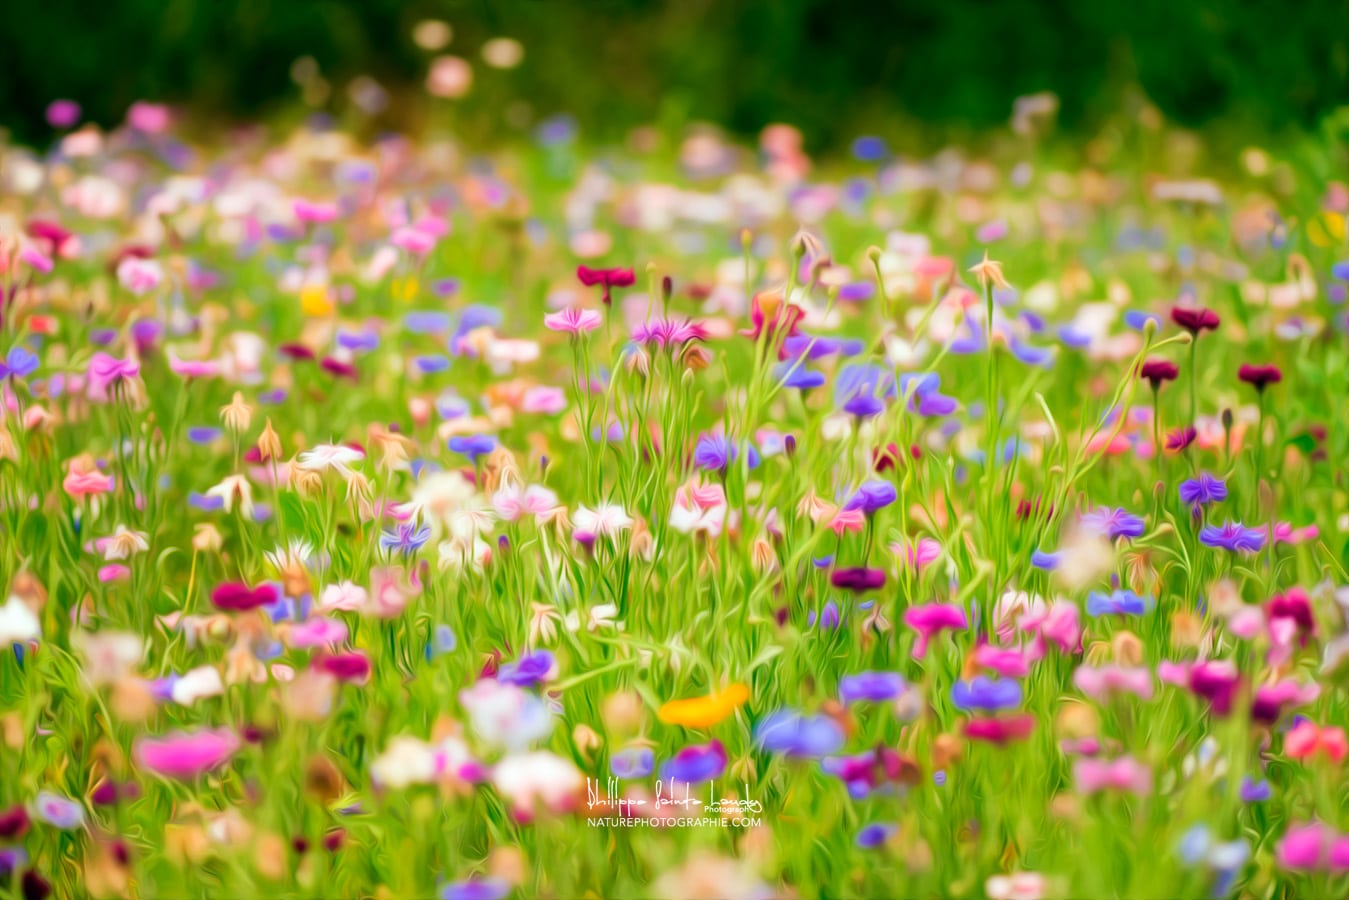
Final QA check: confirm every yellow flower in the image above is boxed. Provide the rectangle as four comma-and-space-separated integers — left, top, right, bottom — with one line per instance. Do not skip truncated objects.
657, 683, 750, 728
300, 284, 334, 316
392, 277, 420, 302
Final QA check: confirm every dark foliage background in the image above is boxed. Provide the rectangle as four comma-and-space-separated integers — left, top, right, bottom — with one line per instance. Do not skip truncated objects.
2, 0, 1347, 149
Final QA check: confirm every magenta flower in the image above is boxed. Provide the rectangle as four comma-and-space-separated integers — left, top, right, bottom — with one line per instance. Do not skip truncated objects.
135, 729, 240, 779
543, 307, 602, 335
1276, 822, 1349, 872
1019, 601, 1082, 654
211, 582, 279, 612
631, 318, 708, 350
576, 265, 635, 305
963, 713, 1036, 744
87, 353, 141, 399
903, 603, 968, 658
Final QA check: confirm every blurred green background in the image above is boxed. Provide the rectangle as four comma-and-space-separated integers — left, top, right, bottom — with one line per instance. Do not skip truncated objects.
2, 0, 1347, 151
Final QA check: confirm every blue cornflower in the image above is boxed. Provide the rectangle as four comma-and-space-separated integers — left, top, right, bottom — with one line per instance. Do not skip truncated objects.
610, 746, 655, 780
380, 521, 432, 556
856, 822, 897, 848
692, 435, 759, 472
1178, 473, 1227, 510
424, 624, 457, 660
836, 363, 896, 418
660, 741, 727, 783
448, 434, 497, 462
843, 480, 897, 514
440, 877, 511, 900
0, 346, 39, 379
1031, 549, 1062, 570
774, 361, 827, 390
755, 711, 845, 758
1239, 777, 1271, 803
838, 671, 905, 705
851, 135, 888, 161
951, 677, 1023, 711
1081, 506, 1146, 541
1087, 589, 1152, 617
1199, 522, 1265, 554
496, 650, 556, 687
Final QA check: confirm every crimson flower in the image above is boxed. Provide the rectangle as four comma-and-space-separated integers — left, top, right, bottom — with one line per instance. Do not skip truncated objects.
1237, 363, 1282, 392
577, 265, 635, 305
1138, 359, 1179, 391
1170, 306, 1220, 335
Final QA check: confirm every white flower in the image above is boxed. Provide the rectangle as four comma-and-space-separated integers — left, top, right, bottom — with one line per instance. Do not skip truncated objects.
397, 471, 476, 536
371, 737, 439, 790
0, 596, 40, 644
573, 504, 633, 543
297, 443, 366, 478
316, 581, 368, 613
445, 494, 497, 542
986, 872, 1048, 900
205, 474, 255, 519
492, 751, 581, 816
171, 665, 225, 705
101, 524, 151, 560
564, 602, 621, 634
493, 484, 561, 523
437, 537, 492, 573
73, 631, 144, 685
459, 679, 553, 751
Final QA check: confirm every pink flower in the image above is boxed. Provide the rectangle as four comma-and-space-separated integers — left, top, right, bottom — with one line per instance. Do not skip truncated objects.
316, 581, 368, 613
19, 247, 53, 274
1073, 756, 1152, 795
391, 226, 437, 255
903, 603, 968, 658
369, 566, 418, 618
167, 354, 221, 379
116, 257, 163, 295
126, 101, 171, 134
972, 642, 1039, 678
1270, 522, 1318, 545
543, 307, 603, 335
1073, 665, 1153, 700
286, 617, 349, 649
294, 199, 339, 224
1276, 822, 1342, 871
828, 508, 866, 536
669, 481, 728, 537
521, 386, 567, 414
87, 353, 141, 399
892, 537, 941, 572
1285, 721, 1348, 764
63, 469, 114, 499
97, 565, 131, 583
135, 729, 240, 779
1020, 601, 1082, 654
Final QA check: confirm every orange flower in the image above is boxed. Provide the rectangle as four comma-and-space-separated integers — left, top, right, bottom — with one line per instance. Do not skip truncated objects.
658, 683, 750, 729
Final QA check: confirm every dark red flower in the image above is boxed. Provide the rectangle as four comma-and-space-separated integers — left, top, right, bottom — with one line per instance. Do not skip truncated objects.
1267, 587, 1315, 644
1138, 358, 1179, 390
279, 343, 316, 361
323, 828, 346, 852
21, 869, 51, 900
577, 265, 636, 305
1237, 363, 1282, 391
873, 442, 920, 472
210, 582, 279, 612
320, 357, 358, 380
0, 805, 29, 839
1170, 306, 1220, 335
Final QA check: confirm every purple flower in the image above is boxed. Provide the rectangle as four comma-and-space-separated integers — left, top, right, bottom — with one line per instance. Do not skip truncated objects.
830, 567, 886, 593
449, 434, 497, 462
1200, 522, 1266, 554
0, 346, 39, 379
610, 747, 655, 780
1087, 590, 1151, 617
755, 711, 845, 757
951, 677, 1023, 711
1082, 506, 1146, 541
775, 362, 827, 390
380, 522, 432, 556
856, 822, 897, 848
838, 671, 906, 705
660, 740, 727, 783
1240, 777, 1272, 803
808, 600, 842, 630
441, 877, 511, 900
496, 650, 555, 688
843, 480, 897, 514
1178, 473, 1227, 510
31, 791, 84, 830
692, 435, 759, 472
1030, 549, 1061, 570
836, 363, 895, 418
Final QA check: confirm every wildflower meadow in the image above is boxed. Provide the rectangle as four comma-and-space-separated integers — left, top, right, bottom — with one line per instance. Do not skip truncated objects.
4, 39, 1349, 900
